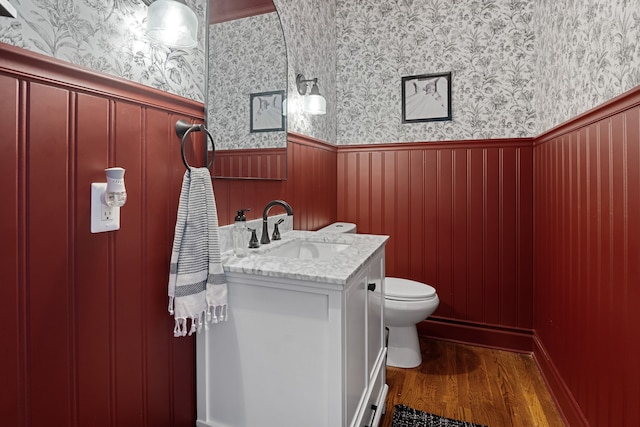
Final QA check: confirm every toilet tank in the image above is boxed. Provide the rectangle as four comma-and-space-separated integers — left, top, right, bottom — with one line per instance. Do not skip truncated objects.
317, 222, 357, 233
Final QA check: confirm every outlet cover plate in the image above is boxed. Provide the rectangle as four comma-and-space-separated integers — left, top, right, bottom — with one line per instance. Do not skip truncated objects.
91, 183, 120, 233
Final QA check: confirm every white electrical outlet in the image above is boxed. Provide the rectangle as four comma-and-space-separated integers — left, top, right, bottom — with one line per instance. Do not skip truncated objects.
91, 183, 120, 233
101, 204, 114, 221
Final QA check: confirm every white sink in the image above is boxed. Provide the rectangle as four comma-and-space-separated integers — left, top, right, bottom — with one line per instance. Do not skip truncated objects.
265, 239, 350, 260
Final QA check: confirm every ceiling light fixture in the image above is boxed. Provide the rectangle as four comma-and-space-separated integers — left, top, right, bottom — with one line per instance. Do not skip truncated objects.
145, 0, 198, 49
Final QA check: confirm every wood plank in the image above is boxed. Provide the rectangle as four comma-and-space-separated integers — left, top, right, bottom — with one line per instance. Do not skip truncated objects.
512, 352, 564, 427
28, 82, 72, 427
380, 338, 565, 427
0, 73, 21, 427
75, 92, 111, 427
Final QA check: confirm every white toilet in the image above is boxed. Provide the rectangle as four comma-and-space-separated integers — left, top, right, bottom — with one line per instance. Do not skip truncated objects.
317, 222, 439, 368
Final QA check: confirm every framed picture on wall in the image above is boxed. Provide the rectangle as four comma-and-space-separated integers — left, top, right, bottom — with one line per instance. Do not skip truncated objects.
250, 90, 285, 132
401, 72, 452, 123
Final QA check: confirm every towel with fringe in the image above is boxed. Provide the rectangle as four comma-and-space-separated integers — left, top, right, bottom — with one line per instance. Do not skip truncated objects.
168, 168, 228, 337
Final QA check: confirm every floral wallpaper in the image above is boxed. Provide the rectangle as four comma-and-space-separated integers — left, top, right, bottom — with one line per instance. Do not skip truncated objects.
335, 0, 536, 145
0, 0, 206, 102
4, 0, 639, 145
274, 0, 337, 144
533, 0, 640, 134
207, 12, 287, 149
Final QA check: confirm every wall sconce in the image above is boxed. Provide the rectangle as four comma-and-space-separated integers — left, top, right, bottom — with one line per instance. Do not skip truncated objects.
144, 0, 198, 49
91, 168, 127, 233
296, 74, 326, 115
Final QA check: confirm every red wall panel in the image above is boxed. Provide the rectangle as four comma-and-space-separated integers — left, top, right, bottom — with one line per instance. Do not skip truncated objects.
0, 44, 202, 427
337, 140, 535, 330
0, 73, 21, 427
212, 132, 338, 230
28, 82, 73, 426
75, 93, 112, 427
113, 100, 145, 426
212, 147, 287, 179
534, 89, 640, 427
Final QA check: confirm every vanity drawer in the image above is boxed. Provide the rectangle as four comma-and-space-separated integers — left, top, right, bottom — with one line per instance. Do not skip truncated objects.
359, 354, 388, 427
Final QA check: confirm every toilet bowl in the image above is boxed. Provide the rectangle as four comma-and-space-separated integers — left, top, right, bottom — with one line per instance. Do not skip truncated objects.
317, 222, 440, 368
383, 278, 439, 368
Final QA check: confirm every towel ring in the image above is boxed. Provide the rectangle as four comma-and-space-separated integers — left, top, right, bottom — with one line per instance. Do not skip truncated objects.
175, 120, 215, 171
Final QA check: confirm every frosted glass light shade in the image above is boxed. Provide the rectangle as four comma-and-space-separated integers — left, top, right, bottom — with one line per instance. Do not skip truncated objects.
303, 94, 326, 115
146, 0, 198, 48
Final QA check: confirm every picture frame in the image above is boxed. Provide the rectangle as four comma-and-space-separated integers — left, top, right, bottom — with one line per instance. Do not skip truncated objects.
250, 90, 285, 132
401, 72, 452, 123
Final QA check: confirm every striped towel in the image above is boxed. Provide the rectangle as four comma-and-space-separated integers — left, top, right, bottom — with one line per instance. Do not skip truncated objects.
168, 168, 228, 337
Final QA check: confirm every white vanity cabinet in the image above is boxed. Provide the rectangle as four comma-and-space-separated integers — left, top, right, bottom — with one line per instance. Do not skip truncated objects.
196, 235, 388, 427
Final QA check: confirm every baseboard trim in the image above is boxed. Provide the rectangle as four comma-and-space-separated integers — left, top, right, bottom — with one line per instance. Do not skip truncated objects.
417, 317, 534, 353
532, 335, 589, 427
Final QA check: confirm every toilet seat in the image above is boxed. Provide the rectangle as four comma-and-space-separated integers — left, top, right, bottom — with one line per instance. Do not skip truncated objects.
384, 277, 437, 301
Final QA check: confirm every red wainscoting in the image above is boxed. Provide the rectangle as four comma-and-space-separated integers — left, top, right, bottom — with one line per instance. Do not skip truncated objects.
0, 44, 338, 427
533, 88, 640, 427
212, 147, 287, 180
213, 132, 338, 230
336, 139, 535, 347
0, 45, 200, 427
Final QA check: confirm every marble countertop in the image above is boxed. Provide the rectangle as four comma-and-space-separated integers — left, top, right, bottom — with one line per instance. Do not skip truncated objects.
222, 230, 388, 285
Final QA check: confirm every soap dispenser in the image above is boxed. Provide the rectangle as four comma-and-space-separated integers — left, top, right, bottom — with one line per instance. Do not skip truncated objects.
233, 208, 250, 257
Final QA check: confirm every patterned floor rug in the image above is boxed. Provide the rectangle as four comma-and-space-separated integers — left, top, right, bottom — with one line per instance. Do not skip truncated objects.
391, 404, 488, 427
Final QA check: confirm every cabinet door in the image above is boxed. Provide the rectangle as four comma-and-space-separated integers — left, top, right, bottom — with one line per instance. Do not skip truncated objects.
197, 281, 341, 427
345, 272, 367, 425
366, 250, 385, 379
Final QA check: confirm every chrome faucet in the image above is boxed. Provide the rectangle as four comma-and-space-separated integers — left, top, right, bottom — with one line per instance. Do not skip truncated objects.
261, 200, 293, 245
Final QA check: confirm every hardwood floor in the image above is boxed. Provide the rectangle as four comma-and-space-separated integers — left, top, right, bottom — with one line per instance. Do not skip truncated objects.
379, 338, 565, 427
